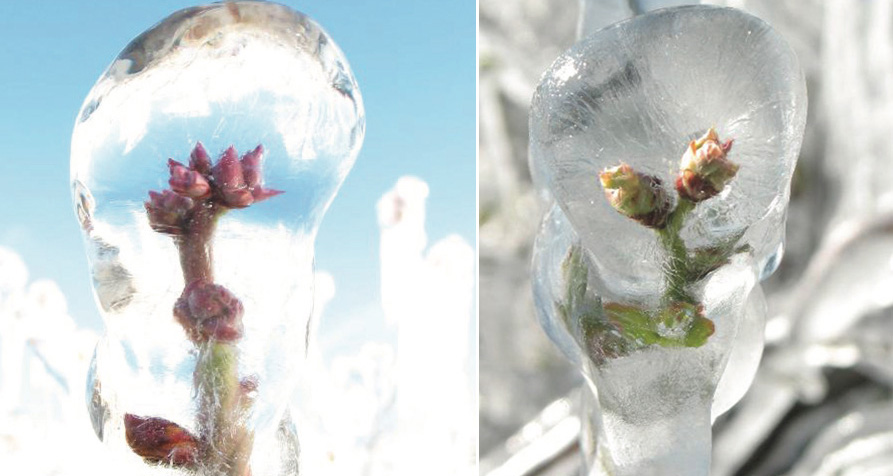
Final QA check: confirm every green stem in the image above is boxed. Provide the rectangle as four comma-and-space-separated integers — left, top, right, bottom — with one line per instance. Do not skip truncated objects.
196, 341, 253, 475
658, 198, 695, 305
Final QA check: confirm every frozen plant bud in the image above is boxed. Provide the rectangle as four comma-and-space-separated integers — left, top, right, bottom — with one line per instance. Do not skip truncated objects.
212, 146, 254, 208
240, 144, 284, 203
599, 163, 670, 228
144, 190, 194, 235
676, 128, 737, 202
189, 142, 212, 175
209, 145, 284, 208
168, 159, 211, 199
124, 414, 199, 467
174, 280, 245, 343
240, 145, 265, 189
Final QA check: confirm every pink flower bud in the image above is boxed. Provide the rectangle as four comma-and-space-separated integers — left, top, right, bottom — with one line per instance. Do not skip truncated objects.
252, 186, 285, 203
211, 146, 253, 208
168, 159, 211, 199
240, 145, 264, 189
240, 144, 284, 203
144, 190, 194, 235
676, 128, 738, 202
124, 414, 199, 467
599, 163, 670, 228
174, 280, 244, 343
189, 142, 212, 175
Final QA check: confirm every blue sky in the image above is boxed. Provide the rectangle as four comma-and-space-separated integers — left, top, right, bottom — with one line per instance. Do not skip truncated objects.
0, 1, 476, 332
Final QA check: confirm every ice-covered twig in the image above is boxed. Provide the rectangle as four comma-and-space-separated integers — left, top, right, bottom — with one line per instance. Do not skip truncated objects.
125, 143, 283, 475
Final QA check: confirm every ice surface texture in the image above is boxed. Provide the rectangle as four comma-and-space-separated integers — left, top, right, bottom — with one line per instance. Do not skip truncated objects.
529, 5, 805, 476
70, 3, 363, 475
530, 5, 806, 292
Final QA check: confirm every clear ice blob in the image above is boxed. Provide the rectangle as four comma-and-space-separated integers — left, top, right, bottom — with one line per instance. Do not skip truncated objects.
529, 5, 806, 299
577, 0, 700, 39
532, 204, 767, 421
70, 3, 363, 475
528, 5, 805, 476
532, 203, 763, 475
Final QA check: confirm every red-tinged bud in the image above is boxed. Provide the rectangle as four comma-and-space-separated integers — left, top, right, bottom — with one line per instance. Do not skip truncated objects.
168, 159, 211, 199
676, 128, 738, 202
212, 146, 254, 208
240, 145, 264, 189
251, 187, 285, 203
174, 280, 244, 343
599, 163, 670, 228
124, 414, 199, 467
145, 190, 194, 235
189, 142, 212, 175
240, 145, 285, 203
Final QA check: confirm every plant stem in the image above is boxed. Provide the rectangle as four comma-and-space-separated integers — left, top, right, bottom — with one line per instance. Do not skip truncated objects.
178, 204, 253, 476
658, 198, 695, 305
176, 204, 224, 284
196, 341, 253, 475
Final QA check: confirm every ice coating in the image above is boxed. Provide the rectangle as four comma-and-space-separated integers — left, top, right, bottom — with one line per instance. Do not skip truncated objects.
70, 3, 364, 474
72, 1, 364, 235
529, 5, 806, 297
528, 6, 804, 475
532, 200, 765, 475
532, 204, 764, 419
577, 0, 699, 41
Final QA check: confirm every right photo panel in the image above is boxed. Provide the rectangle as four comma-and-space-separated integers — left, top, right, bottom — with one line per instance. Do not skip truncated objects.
480, 1, 893, 475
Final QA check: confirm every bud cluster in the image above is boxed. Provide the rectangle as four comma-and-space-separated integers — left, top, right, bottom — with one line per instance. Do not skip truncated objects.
599, 127, 737, 225
144, 142, 284, 234
174, 279, 245, 344
571, 128, 738, 357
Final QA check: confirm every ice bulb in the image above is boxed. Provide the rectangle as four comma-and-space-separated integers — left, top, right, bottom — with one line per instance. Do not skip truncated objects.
70, 3, 364, 474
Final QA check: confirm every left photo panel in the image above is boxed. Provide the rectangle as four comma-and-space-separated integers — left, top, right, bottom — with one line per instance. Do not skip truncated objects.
0, 2, 477, 475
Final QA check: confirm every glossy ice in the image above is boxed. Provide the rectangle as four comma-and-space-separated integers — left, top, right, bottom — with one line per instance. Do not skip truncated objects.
70, 3, 364, 474
530, 5, 806, 295
529, 6, 805, 476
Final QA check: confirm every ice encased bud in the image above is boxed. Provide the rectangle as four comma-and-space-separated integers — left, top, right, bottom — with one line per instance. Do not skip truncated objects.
529, 7, 804, 473
70, 3, 364, 474
533, 204, 767, 474
676, 128, 738, 203
532, 204, 764, 417
529, 5, 806, 298
599, 163, 670, 228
